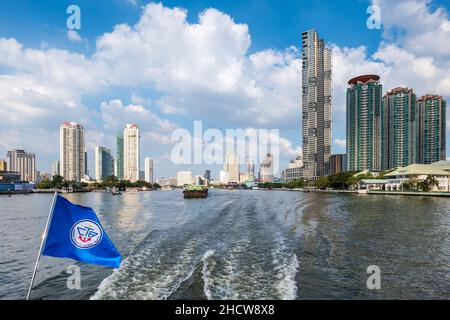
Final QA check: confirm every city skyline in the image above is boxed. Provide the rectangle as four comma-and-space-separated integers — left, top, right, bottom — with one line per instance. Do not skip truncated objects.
0, 0, 450, 179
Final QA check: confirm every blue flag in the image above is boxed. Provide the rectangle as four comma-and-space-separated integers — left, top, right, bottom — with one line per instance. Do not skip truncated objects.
42, 195, 122, 268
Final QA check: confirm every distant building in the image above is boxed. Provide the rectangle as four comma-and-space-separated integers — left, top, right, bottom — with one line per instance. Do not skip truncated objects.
95, 146, 114, 182
219, 170, 230, 185
145, 158, 154, 183
382, 87, 418, 170
84, 149, 89, 176
177, 171, 193, 186
301, 29, 332, 179
418, 95, 446, 164
7, 149, 36, 182
246, 159, 255, 181
123, 124, 140, 182
157, 177, 177, 187
0, 160, 6, 171
203, 170, 211, 182
224, 152, 239, 183
284, 156, 304, 182
328, 154, 347, 175
347, 75, 382, 172
239, 173, 249, 184
51, 161, 60, 178
60, 122, 85, 182
259, 153, 274, 183
115, 132, 124, 180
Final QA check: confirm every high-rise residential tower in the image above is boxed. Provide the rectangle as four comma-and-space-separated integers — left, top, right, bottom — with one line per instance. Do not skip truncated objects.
224, 152, 239, 183
60, 122, 85, 182
51, 161, 60, 177
301, 29, 332, 179
7, 149, 36, 182
115, 132, 124, 180
123, 124, 140, 182
246, 159, 255, 181
418, 95, 446, 164
382, 87, 418, 170
346, 75, 383, 172
145, 158, 154, 183
95, 146, 114, 182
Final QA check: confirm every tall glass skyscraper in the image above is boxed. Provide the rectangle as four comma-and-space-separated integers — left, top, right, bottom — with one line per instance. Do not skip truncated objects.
301, 29, 332, 179
95, 146, 114, 182
418, 95, 446, 164
382, 87, 418, 170
346, 75, 382, 172
115, 132, 124, 180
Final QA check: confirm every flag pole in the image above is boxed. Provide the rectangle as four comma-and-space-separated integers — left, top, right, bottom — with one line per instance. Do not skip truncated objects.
26, 191, 58, 300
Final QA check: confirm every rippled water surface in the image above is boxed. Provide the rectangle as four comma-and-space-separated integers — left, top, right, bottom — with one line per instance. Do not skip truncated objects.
1, 190, 449, 300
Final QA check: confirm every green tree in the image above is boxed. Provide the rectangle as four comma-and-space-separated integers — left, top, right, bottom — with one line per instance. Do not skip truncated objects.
315, 176, 330, 190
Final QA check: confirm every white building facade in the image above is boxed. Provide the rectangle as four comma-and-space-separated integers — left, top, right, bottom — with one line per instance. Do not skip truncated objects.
60, 122, 85, 182
123, 124, 140, 182
145, 158, 154, 183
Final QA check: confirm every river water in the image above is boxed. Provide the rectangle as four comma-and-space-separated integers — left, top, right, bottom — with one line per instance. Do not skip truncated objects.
0, 190, 449, 300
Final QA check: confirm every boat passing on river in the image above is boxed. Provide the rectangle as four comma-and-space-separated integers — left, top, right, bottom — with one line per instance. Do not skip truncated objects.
183, 185, 208, 199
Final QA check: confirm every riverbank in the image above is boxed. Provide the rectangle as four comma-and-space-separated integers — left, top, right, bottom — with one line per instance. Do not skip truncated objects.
254, 188, 450, 197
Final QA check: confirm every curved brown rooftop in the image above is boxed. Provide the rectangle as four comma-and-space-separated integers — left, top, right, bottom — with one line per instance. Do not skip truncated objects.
348, 75, 380, 86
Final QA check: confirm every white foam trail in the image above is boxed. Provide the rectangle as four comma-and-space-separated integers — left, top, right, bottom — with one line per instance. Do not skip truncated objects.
91, 239, 200, 300
274, 254, 299, 300
201, 250, 215, 300
271, 236, 299, 300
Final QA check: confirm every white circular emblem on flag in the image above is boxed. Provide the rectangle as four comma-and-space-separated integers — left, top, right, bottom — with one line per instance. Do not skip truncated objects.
70, 220, 103, 249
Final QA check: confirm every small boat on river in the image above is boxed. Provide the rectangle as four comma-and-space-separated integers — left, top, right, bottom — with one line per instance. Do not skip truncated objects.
183, 185, 208, 199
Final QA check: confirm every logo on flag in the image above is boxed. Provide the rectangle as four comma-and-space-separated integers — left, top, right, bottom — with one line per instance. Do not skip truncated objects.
70, 220, 103, 249
41, 195, 122, 269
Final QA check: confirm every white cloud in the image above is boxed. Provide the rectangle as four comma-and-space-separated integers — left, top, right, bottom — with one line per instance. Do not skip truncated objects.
67, 30, 83, 43
334, 139, 347, 148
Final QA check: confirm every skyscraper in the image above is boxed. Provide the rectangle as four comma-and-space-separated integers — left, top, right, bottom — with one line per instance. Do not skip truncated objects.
418, 95, 446, 164
224, 152, 239, 183
346, 75, 382, 172
115, 132, 124, 180
123, 124, 140, 182
382, 87, 418, 170
60, 122, 85, 182
7, 149, 36, 182
95, 146, 114, 182
51, 161, 60, 177
145, 158, 154, 183
301, 29, 332, 179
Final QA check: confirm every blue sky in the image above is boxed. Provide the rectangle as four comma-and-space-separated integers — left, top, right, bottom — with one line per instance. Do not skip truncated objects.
0, 0, 449, 179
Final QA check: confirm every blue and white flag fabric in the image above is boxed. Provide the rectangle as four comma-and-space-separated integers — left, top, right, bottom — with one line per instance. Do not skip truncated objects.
42, 195, 122, 268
